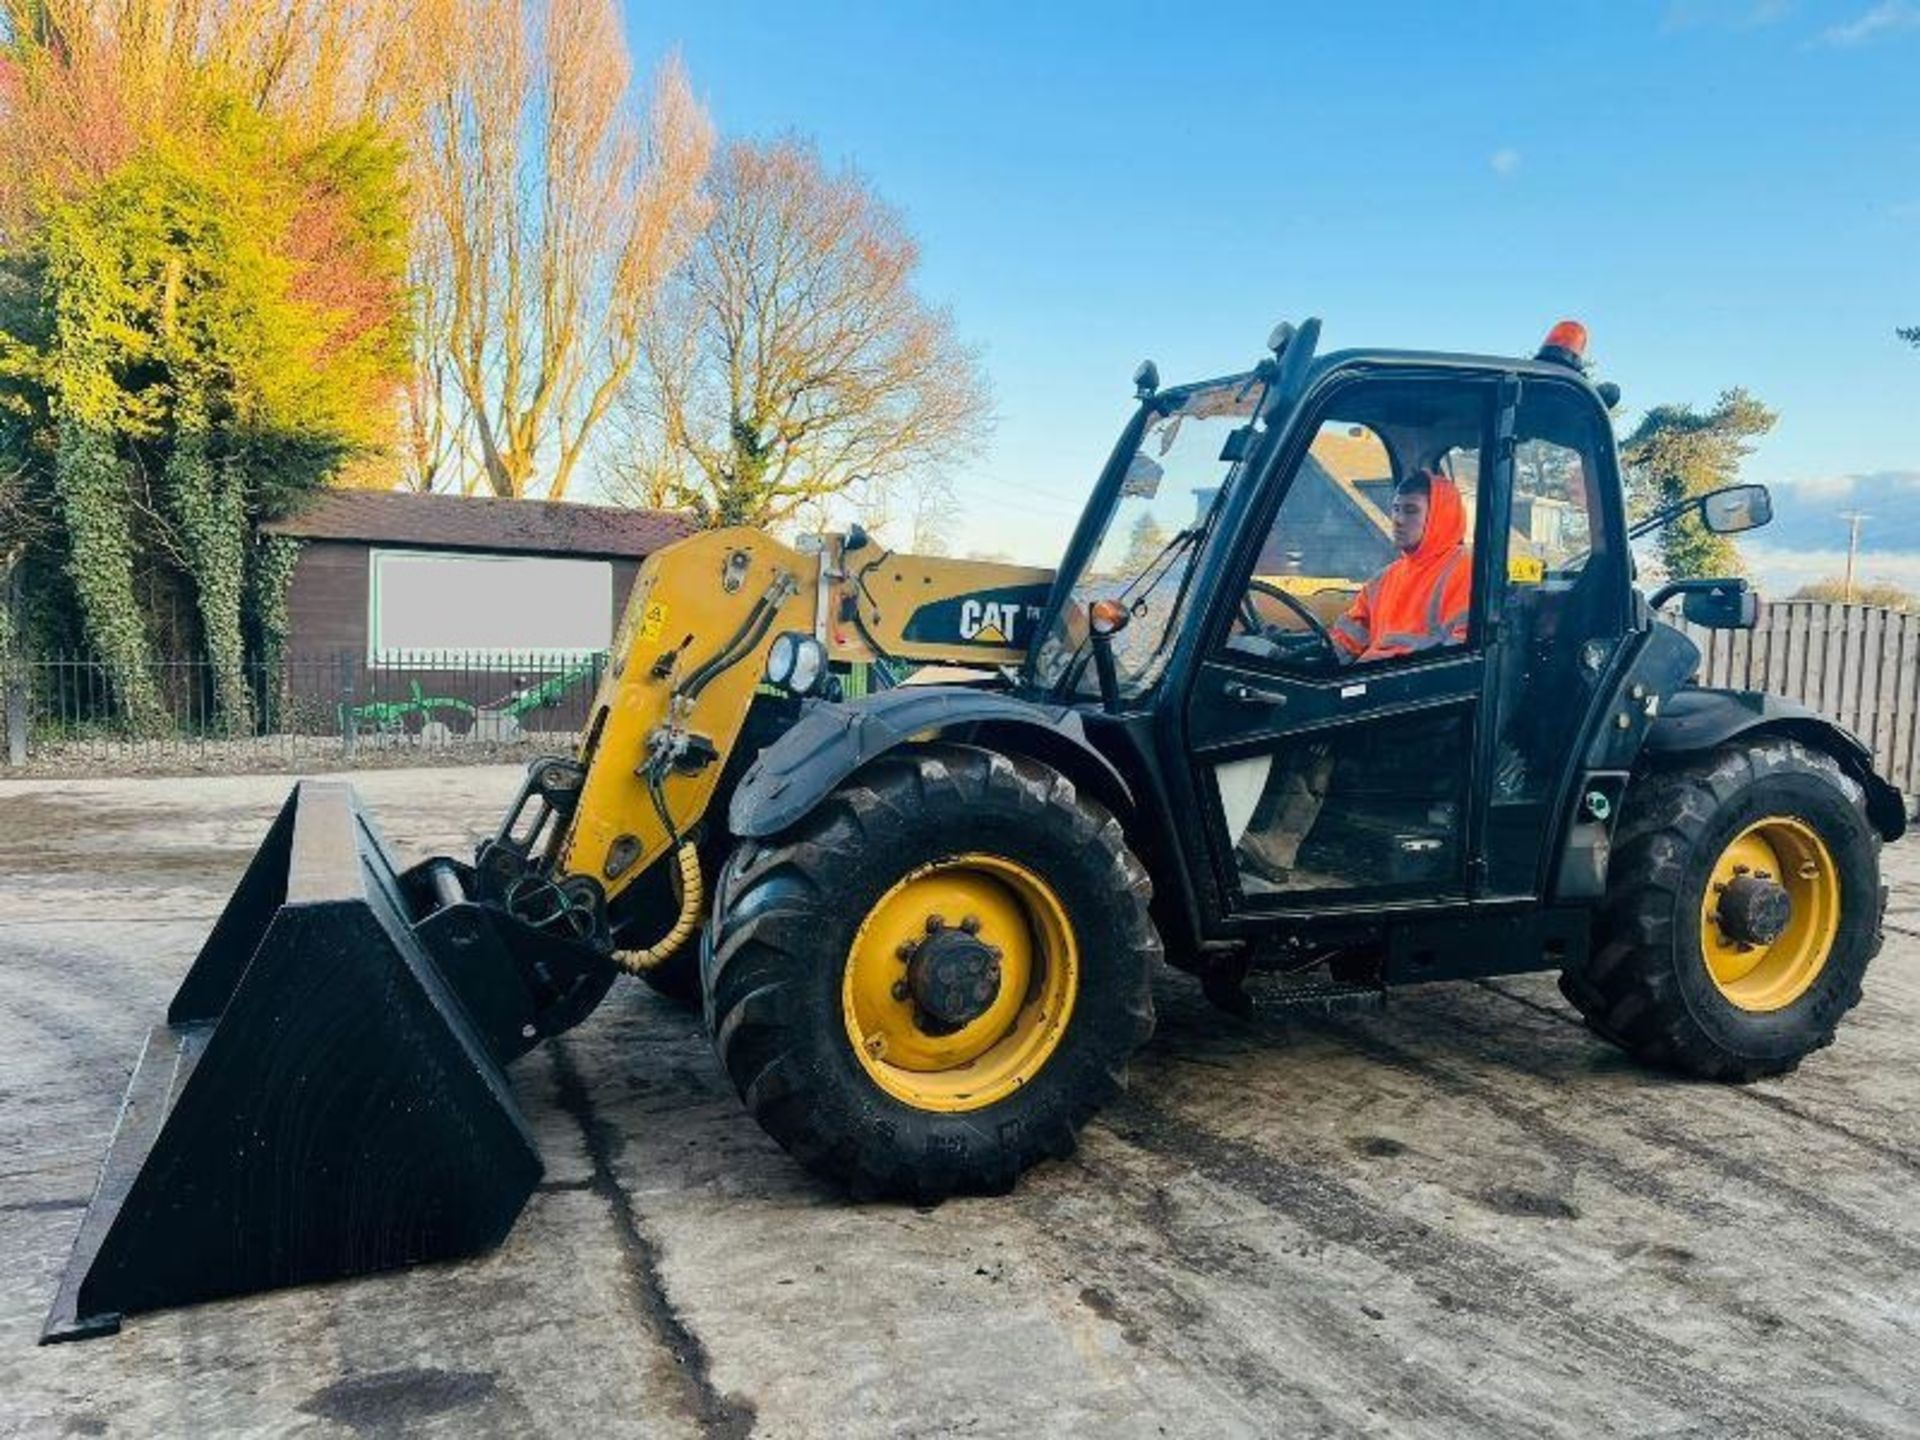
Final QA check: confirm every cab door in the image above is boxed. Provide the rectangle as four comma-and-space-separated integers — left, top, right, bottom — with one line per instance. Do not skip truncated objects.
1179, 371, 1504, 914
1477, 376, 1633, 897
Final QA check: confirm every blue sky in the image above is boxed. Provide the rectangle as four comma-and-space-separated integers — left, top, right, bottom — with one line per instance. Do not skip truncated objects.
622, 1, 1916, 585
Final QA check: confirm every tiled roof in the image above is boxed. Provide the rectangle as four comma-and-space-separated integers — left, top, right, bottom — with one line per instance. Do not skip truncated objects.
263, 490, 694, 559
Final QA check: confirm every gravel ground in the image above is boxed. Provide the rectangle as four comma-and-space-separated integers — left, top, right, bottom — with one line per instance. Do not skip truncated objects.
6, 733, 580, 780
1, 765, 1916, 1438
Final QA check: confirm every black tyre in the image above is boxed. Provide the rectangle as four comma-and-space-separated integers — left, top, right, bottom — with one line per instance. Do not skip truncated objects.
1560, 737, 1883, 1081
703, 743, 1159, 1200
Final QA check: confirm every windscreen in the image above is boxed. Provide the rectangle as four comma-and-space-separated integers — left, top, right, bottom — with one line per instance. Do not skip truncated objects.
1030, 373, 1268, 699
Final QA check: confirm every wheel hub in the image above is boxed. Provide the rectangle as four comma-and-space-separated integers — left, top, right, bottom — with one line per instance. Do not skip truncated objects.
842, 855, 1080, 1112
1699, 817, 1840, 1013
1717, 873, 1792, 947
906, 923, 1003, 1029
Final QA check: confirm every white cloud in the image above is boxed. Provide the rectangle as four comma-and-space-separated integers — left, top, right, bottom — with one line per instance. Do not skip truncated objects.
1819, 0, 1920, 46
1490, 148, 1521, 178
1744, 543, 1920, 594
1779, 474, 1857, 499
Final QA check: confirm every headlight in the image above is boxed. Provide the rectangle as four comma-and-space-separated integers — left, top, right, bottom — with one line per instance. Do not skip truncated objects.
788, 635, 826, 696
765, 632, 827, 696
766, 632, 798, 688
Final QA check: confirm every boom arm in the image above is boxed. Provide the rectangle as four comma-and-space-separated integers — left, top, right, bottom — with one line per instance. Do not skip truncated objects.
556, 528, 1055, 905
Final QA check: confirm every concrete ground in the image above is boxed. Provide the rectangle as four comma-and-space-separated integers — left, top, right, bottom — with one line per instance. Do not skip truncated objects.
1, 766, 1916, 1439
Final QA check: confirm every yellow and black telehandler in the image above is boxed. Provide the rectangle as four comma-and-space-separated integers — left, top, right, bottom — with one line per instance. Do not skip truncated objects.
45, 319, 1907, 1340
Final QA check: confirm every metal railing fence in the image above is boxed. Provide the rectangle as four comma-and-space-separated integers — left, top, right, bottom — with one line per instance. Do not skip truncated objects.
0, 649, 892, 771
2, 650, 614, 768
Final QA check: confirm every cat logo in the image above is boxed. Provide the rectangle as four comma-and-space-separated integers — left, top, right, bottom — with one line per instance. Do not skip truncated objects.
959, 598, 1021, 646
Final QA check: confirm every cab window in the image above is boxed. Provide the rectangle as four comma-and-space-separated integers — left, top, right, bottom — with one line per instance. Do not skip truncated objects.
1222, 378, 1489, 675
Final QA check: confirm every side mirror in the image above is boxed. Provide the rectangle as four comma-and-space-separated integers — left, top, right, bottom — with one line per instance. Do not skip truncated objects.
1133, 360, 1159, 398
843, 522, 870, 553
1701, 484, 1772, 535
1680, 581, 1761, 630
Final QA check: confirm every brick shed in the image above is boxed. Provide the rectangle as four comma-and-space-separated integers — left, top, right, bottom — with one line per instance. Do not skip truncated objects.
261, 492, 692, 736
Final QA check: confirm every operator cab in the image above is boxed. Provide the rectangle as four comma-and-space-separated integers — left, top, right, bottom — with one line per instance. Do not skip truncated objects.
1027, 320, 1642, 930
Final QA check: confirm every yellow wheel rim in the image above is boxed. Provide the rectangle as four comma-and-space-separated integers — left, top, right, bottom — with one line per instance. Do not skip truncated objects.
842, 854, 1079, 1113
1699, 816, 1840, 1013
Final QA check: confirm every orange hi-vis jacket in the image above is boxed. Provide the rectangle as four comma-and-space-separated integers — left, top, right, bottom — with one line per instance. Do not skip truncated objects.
1330, 473, 1472, 665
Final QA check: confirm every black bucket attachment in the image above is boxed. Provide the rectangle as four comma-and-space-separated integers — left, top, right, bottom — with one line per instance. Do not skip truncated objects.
43, 779, 613, 1342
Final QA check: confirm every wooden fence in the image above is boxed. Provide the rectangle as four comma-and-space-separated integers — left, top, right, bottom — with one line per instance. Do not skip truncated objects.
1679, 599, 1919, 809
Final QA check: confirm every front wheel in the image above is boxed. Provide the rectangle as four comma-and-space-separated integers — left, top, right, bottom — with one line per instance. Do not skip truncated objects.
1560, 737, 1884, 1081
703, 743, 1159, 1200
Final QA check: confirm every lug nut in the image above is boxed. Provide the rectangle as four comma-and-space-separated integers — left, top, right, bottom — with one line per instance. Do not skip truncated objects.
891, 980, 911, 1002
925, 915, 946, 934
896, 940, 917, 961
960, 915, 982, 935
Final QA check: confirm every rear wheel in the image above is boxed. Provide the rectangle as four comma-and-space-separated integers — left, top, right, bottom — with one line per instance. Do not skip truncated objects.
1560, 737, 1883, 1080
704, 744, 1158, 1200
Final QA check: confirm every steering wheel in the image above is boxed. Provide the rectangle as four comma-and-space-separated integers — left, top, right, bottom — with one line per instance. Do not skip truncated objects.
1239, 578, 1339, 658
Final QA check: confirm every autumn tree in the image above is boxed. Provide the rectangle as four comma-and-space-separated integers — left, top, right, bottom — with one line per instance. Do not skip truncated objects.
1619, 389, 1776, 580
616, 136, 989, 531
0, 4, 409, 729
408, 1, 711, 498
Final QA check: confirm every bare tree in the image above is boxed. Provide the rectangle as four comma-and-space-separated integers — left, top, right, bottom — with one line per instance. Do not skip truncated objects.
409, 1, 711, 499
907, 473, 959, 556
396, 233, 475, 492
615, 136, 989, 531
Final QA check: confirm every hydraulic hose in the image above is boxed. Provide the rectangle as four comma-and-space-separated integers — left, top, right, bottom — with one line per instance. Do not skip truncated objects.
612, 841, 703, 974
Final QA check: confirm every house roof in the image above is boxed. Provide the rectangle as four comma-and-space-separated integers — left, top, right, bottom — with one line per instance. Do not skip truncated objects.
1312, 428, 1392, 486
263, 490, 694, 560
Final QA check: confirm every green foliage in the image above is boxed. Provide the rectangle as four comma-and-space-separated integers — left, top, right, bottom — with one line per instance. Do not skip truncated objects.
1619, 388, 1776, 581
0, 89, 407, 730
50, 416, 166, 730
248, 533, 302, 664
1901, 326, 1920, 350
247, 531, 302, 727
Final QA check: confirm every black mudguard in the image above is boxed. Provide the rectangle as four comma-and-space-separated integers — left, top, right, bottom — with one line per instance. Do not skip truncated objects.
1647, 686, 1908, 840
728, 685, 1131, 839
1554, 622, 1906, 901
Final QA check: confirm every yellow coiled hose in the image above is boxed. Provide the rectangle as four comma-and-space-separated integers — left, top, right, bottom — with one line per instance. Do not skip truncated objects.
612, 842, 704, 974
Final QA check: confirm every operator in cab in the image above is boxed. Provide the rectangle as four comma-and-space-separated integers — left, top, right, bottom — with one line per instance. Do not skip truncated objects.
1329, 468, 1472, 665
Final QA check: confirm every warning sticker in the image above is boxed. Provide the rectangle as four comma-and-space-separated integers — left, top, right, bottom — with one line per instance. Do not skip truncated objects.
1508, 554, 1546, 585
638, 600, 670, 641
